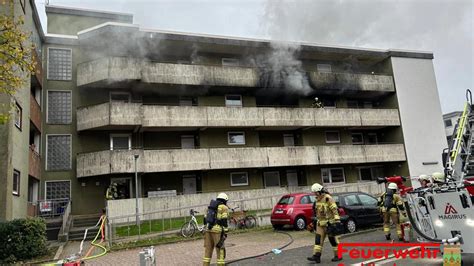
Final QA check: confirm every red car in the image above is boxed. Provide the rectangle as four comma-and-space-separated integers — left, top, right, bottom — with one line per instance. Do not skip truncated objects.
271, 193, 320, 230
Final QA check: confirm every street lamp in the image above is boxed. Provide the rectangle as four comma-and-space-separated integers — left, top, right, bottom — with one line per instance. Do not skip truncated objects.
134, 154, 140, 227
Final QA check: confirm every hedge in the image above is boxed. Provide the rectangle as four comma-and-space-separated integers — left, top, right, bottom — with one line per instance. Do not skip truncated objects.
0, 218, 47, 263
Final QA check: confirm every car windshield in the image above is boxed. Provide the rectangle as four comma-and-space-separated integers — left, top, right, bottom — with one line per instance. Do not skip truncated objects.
333, 195, 339, 205
278, 196, 295, 205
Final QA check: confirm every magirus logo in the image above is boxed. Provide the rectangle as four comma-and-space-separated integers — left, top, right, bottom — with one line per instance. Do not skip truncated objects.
439, 203, 466, 220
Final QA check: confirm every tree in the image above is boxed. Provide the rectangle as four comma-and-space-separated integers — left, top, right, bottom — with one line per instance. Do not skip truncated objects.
0, 0, 36, 124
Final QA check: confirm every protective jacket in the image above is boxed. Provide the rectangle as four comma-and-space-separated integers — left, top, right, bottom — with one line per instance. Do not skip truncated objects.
209, 204, 229, 233
314, 194, 340, 226
378, 192, 404, 213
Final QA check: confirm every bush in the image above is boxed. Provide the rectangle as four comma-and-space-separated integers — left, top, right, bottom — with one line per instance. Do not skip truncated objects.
0, 217, 47, 263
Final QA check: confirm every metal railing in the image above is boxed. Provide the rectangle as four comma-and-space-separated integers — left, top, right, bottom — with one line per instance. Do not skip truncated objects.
36, 198, 70, 218
59, 201, 72, 236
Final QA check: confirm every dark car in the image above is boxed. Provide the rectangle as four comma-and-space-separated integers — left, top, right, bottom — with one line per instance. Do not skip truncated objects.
271, 191, 381, 232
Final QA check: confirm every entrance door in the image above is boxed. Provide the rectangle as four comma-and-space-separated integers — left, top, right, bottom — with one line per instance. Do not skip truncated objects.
183, 175, 197, 194
286, 170, 298, 187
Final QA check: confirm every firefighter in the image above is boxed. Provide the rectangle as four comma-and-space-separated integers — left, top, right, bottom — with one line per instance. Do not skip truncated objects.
105, 183, 118, 200
432, 172, 446, 184
378, 182, 406, 241
418, 174, 432, 188
203, 193, 229, 266
311, 97, 324, 108
307, 183, 343, 263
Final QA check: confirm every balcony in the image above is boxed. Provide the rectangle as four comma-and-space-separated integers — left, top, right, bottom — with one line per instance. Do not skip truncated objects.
29, 146, 41, 179
30, 95, 42, 131
76, 57, 394, 93
32, 50, 43, 88
77, 103, 401, 131
76, 144, 406, 178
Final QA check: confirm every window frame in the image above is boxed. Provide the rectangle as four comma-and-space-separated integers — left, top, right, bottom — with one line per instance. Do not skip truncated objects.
228, 131, 246, 145
47, 47, 73, 81
317, 64, 332, 73
325, 131, 341, 144
351, 133, 364, 145
321, 167, 346, 184
110, 133, 132, 150
14, 101, 22, 130
109, 91, 131, 103
13, 169, 20, 196
444, 119, 452, 128
230, 172, 249, 186
46, 90, 72, 125
263, 171, 281, 188
225, 94, 242, 107
44, 180, 71, 200
46, 134, 72, 171
357, 166, 384, 182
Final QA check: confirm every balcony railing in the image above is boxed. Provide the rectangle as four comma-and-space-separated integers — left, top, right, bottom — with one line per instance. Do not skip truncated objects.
30, 95, 42, 131
77, 102, 401, 131
77, 57, 394, 92
76, 144, 406, 178
29, 146, 41, 179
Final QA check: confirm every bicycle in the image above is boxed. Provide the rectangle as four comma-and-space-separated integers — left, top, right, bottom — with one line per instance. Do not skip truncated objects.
229, 206, 257, 229
180, 209, 205, 238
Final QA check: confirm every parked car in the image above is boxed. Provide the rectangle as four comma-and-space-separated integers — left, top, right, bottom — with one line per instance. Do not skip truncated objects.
270, 191, 382, 232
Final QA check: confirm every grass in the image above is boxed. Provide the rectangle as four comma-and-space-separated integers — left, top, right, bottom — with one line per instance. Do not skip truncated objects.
114, 209, 272, 237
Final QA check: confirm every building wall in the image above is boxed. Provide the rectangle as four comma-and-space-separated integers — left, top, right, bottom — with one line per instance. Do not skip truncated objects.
391, 57, 447, 176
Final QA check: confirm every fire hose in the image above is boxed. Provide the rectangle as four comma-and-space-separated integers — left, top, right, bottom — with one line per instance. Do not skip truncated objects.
80, 215, 108, 261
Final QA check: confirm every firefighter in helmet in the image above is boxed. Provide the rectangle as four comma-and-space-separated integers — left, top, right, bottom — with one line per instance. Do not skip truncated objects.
378, 182, 406, 241
203, 193, 229, 266
432, 172, 446, 184
418, 174, 432, 188
105, 183, 118, 200
307, 183, 343, 263
311, 97, 324, 108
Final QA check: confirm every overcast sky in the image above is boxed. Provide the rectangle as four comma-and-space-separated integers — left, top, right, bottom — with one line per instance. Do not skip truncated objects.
36, 0, 473, 114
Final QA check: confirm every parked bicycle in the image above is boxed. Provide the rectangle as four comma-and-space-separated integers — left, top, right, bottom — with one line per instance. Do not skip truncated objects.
229, 206, 257, 229
180, 209, 205, 238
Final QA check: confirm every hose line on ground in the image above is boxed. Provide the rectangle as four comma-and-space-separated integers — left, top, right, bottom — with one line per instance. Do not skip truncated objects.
80, 215, 108, 261
227, 230, 294, 264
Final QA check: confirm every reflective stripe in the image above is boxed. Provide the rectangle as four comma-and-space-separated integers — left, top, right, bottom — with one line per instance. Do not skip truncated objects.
314, 245, 322, 252
383, 227, 390, 232
202, 257, 211, 262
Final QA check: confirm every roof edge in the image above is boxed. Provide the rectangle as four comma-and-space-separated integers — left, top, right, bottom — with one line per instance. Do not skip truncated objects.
45, 5, 133, 23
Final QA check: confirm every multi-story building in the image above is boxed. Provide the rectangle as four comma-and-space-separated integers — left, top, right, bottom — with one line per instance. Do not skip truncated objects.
0, 0, 44, 220
443, 111, 462, 145
25, 5, 447, 216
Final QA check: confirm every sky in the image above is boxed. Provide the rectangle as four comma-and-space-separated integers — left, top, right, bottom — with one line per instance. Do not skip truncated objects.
35, 0, 473, 114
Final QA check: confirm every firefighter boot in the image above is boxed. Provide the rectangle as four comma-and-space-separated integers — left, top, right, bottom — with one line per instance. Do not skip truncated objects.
385, 233, 391, 240
307, 252, 321, 263
331, 255, 342, 262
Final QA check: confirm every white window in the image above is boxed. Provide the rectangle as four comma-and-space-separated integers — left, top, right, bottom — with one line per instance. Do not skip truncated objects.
13, 169, 20, 196
45, 180, 71, 200
222, 58, 240, 67
225, 95, 242, 107
325, 131, 340, 144
367, 133, 378, 144
14, 102, 22, 129
46, 135, 72, 171
351, 133, 364, 144
181, 135, 195, 149
228, 132, 245, 145
230, 172, 248, 186
47, 48, 72, 81
264, 171, 281, 188
317, 64, 332, 73
321, 168, 345, 184
283, 134, 295, 147
110, 134, 131, 150
47, 91, 72, 124
110, 92, 131, 103
444, 120, 452, 127
359, 166, 384, 182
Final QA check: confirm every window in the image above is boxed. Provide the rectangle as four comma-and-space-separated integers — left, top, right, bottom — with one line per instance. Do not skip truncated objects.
14, 102, 22, 129
45, 181, 70, 200
344, 195, 360, 206
222, 58, 240, 67
367, 133, 378, 144
181, 135, 195, 149
13, 170, 20, 196
47, 91, 72, 124
321, 168, 345, 183
264, 171, 280, 188
322, 99, 336, 108
317, 64, 332, 73
110, 134, 131, 150
444, 119, 452, 127
300, 195, 315, 204
278, 196, 295, 205
351, 133, 364, 144
47, 48, 72, 81
358, 194, 378, 206
47, 135, 71, 171
228, 132, 245, 145
230, 172, 248, 186
110, 92, 130, 103
283, 134, 295, 147
325, 131, 340, 144
225, 95, 242, 107
359, 166, 384, 181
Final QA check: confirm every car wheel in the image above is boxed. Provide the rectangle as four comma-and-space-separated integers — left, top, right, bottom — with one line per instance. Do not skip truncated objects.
272, 224, 284, 230
346, 218, 357, 233
294, 216, 306, 230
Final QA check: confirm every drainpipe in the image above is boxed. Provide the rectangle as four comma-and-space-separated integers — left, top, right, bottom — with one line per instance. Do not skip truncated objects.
134, 154, 140, 227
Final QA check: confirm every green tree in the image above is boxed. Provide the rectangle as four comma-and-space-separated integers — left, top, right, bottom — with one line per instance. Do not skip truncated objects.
0, 0, 36, 124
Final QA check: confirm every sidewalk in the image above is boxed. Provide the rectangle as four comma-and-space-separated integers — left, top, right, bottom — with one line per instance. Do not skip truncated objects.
75, 229, 314, 265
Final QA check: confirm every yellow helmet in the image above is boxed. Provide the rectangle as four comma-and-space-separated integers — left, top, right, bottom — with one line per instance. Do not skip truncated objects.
432, 172, 445, 183
217, 192, 229, 201
387, 182, 398, 190
311, 183, 324, 192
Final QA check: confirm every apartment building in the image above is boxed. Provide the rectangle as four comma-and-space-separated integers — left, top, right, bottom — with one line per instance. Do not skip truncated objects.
32, 5, 448, 216
0, 0, 44, 220
443, 111, 462, 145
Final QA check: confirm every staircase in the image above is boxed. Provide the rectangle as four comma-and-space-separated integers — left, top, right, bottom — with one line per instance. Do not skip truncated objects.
68, 214, 102, 241
45, 217, 63, 241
